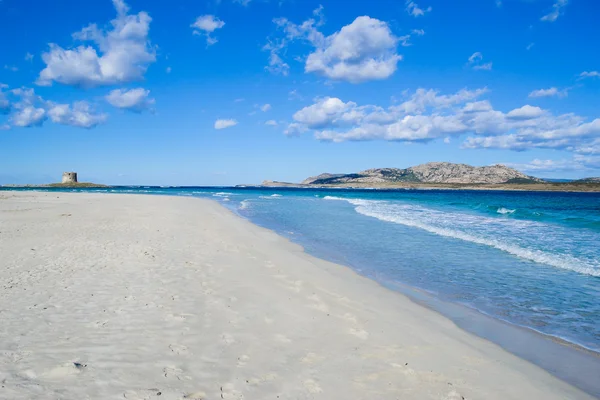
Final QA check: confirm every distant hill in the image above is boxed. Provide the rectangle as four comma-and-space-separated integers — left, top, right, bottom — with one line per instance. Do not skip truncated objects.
574, 177, 600, 183
302, 162, 544, 185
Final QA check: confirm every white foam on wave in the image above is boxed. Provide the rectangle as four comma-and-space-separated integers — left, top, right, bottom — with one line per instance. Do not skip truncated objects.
213, 192, 233, 197
271, 194, 282, 197
497, 207, 516, 215
324, 196, 600, 277
239, 200, 250, 210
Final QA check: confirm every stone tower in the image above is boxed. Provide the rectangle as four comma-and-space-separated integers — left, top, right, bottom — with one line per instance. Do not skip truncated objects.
62, 172, 78, 184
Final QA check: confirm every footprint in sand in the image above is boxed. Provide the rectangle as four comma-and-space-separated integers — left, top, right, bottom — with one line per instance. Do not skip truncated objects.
164, 313, 188, 322
445, 390, 466, 400
87, 320, 108, 328
123, 389, 162, 399
237, 354, 250, 367
183, 391, 207, 399
246, 373, 278, 386
307, 294, 329, 313
349, 328, 369, 340
163, 366, 188, 381
42, 363, 83, 380
220, 383, 244, 399
222, 333, 235, 345
301, 352, 324, 364
169, 344, 189, 355
303, 379, 323, 394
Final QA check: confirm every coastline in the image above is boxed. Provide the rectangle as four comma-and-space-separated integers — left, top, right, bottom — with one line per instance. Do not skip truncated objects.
256, 181, 600, 193
0, 191, 596, 399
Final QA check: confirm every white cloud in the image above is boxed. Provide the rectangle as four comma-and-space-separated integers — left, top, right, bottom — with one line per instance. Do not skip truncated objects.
305, 16, 401, 83
495, 0, 502, 7
506, 105, 545, 119
263, 40, 290, 76
11, 106, 47, 127
526, 42, 535, 51
105, 88, 155, 112
166, 67, 172, 74
283, 87, 600, 156
25, 52, 34, 61
541, 0, 569, 22
0, 124, 10, 131
233, 0, 251, 5
260, 103, 272, 112
528, 87, 568, 98
405, 1, 432, 17
506, 156, 600, 173
399, 29, 426, 47
579, 71, 600, 79
4, 65, 18, 72
7, 87, 107, 129
191, 15, 225, 46
267, 8, 402, 83
214, 119, 238, 129
37, 0, 155, 88
467, 52, 492, 71
47, 101, 108, 128
265, 120, 278, 126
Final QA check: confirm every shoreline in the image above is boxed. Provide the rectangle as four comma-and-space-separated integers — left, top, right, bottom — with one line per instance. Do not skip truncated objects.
3, 182, 600, 193
0, 191, 597, 399
223, 198, 600, 395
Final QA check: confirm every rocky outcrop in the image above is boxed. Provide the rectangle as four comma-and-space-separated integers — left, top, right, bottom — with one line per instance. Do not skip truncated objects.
300, 173, 345, 185
303, 162, 544, 185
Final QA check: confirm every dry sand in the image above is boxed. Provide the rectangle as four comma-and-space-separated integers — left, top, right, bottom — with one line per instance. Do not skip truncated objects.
0, 192, 593, 399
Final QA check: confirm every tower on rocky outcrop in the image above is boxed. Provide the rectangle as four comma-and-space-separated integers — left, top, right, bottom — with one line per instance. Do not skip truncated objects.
62, 172, 78, 184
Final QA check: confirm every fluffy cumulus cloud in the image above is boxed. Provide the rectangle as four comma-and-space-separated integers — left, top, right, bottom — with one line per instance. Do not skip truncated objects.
105, 88, 155, 112
528, 87, 568, 98
467, 52, 492, 71
191, 15, 225, 46
541, 0, 569, 22
36, 0, 156, 88
283, 87, 600, 156
6, 87, 106, 129
47, 102, 108, 128
214, 119, 238, 130
267, 7, 403, 83
405, 1, 432, 17
260, 103, 272, 112
305, 17, 401, 82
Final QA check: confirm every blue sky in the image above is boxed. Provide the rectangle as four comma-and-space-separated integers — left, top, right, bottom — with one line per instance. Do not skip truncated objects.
0, 0, 599, 185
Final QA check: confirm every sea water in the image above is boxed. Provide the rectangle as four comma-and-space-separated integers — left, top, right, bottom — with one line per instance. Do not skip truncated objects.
4, 187, 599, 353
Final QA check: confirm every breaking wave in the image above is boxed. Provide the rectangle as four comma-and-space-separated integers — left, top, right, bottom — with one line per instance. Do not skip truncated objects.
324, 196, 600, 277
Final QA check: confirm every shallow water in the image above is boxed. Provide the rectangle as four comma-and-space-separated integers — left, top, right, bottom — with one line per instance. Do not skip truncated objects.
4, 186, 599, 354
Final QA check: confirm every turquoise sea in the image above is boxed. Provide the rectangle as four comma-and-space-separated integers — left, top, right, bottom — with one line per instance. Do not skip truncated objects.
3, 186, 599, 391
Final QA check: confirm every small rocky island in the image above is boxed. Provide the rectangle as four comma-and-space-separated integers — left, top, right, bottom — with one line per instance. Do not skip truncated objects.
261, 162, 600, 192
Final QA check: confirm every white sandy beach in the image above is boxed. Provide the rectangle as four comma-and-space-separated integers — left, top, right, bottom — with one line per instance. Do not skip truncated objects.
0, 192, 593, 399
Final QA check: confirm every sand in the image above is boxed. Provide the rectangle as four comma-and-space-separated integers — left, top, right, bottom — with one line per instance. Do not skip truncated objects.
0, 192, 593, 399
